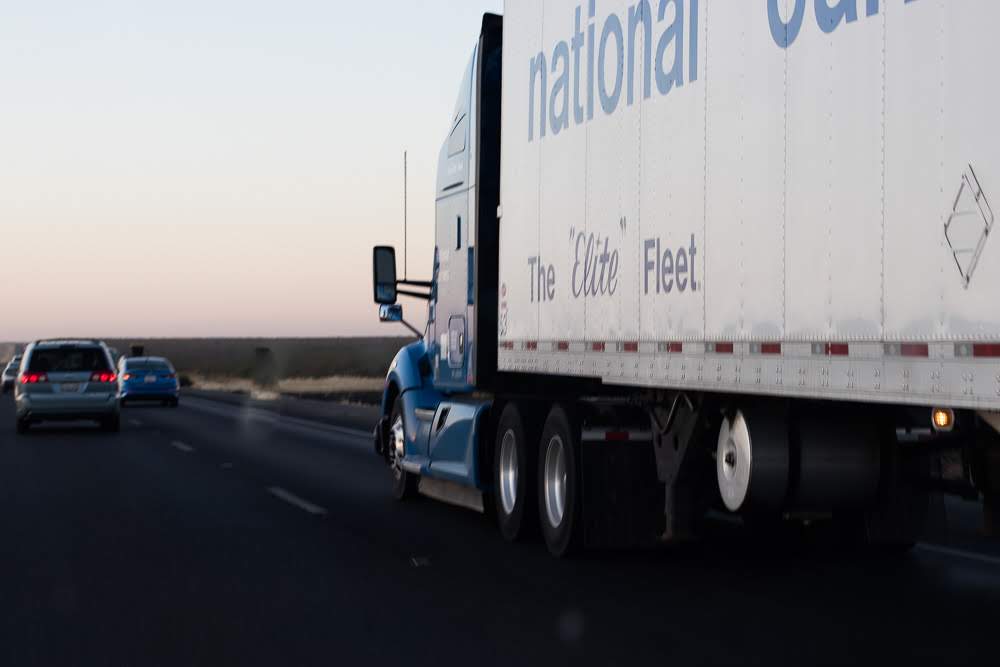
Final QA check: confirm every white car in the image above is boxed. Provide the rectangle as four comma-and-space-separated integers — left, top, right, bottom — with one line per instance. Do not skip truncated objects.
2, 355, 22, 394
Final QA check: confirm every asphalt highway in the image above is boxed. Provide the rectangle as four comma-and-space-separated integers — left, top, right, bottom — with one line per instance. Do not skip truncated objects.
1, 394, 998, 666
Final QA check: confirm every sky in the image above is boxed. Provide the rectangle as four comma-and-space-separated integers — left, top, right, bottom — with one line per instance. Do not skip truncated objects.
0, 0, 502, 341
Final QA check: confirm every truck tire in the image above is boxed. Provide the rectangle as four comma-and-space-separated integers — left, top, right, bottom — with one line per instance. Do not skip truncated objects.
388, 402, 418, 500
493, 402, 537, 542
538, 405, 583, 557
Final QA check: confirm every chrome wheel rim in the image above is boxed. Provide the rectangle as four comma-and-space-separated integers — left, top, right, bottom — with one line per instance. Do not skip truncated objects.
716, 411, 752, 512
390, 414, 405, 481
543, 435, 567, 528
498, 429, 518, 515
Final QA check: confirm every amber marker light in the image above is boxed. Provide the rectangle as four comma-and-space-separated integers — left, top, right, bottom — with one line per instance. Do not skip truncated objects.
931, 408, 955, 433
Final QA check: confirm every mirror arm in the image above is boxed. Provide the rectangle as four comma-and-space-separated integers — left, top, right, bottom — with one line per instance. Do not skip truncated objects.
398, 279, 433, 289
399, 318, 423, 340
397, 288, 431, 300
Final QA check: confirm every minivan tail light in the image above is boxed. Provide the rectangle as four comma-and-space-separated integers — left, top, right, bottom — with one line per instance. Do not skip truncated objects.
20, 373, 48, 384
91, 372, 117, 383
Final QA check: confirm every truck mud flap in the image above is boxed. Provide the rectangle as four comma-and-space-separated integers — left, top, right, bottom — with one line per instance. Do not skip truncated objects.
374, 415, 390, 461
580, 439, 663, 549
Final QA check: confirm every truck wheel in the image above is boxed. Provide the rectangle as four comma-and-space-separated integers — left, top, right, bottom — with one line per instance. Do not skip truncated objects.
493, 402, 537, 542
538, 405, 583, 557
388, 402, 417, 500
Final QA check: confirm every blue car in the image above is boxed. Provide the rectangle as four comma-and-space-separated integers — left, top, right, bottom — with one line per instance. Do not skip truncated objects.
118, 357, 180, 407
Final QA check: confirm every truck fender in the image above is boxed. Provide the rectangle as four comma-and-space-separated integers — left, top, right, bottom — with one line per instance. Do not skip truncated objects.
378, 340, 443, 465
380, 340, 431, 416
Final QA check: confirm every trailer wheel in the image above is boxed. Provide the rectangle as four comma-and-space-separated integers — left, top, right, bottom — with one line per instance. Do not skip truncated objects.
493, 402, 537, 542
388, 402, 417, 500
538, 405, 583, 557
855, 445, 929, 553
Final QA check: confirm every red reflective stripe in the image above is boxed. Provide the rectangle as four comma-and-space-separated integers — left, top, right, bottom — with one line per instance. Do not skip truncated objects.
715, 343, 734, 354
761, 343, 782, 355
827, 343, 849, 356
900, 343, 929, 358
623, 342, 639, 353
525, 341, 538, 351
557, 341, 570, 351
592, 342, 606, 352
668, 342, 683, 353
973, 344, 1000, 358
605, 431, 630, 442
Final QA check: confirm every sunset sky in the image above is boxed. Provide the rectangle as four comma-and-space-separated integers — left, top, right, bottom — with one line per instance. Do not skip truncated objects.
0, 0, 502, 341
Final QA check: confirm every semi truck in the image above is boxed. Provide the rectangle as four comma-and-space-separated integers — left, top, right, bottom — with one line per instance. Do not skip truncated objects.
371, 0, 1000, 557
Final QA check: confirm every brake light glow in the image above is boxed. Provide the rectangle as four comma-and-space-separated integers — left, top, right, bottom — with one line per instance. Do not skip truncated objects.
20, 373, 48, 384
122, 373, 132, 381
90, 372, 117, 383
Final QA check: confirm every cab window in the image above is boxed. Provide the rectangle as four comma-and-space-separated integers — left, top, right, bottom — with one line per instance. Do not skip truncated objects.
448, 115, 467, 157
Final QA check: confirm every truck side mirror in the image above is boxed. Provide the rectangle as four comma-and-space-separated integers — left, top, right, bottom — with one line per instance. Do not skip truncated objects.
373, 246, 398, 304
379, 304, 404, 323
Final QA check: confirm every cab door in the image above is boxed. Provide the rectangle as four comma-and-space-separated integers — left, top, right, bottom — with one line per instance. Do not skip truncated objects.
432, 47, 476, 392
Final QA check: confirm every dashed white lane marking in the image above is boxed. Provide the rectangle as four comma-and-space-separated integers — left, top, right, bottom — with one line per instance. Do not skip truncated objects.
128, 419, 143, 427
917, 543, 1000, 568
267, 487, 327, 516
170, 441, 194, 453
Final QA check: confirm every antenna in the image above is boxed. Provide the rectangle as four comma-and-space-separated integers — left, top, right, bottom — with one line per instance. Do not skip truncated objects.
404, 150, 408, 281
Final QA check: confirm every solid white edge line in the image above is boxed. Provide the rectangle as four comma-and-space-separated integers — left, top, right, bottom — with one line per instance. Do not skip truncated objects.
917, 543, 1000, 568
170, 441, 194, 453
267, 486, 328, 516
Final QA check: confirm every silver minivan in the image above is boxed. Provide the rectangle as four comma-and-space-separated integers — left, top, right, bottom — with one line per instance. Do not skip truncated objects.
14, 340, 121, 434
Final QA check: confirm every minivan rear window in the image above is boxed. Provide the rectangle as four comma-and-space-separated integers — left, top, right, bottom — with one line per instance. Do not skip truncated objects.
28, 348, 111, 373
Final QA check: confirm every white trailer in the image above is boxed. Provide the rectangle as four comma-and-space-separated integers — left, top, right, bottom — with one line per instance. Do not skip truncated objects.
499, 0, 999, 411
372, 2, 1000, 556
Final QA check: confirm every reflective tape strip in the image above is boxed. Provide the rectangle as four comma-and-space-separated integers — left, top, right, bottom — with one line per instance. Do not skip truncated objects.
581, 429, 653, 443
502, 340, 1000, 361
974, 344, 1000, 358
813, 343, 849, 356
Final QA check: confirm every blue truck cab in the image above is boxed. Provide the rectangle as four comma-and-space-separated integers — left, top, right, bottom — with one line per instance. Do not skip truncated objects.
372, 15, 503, 510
